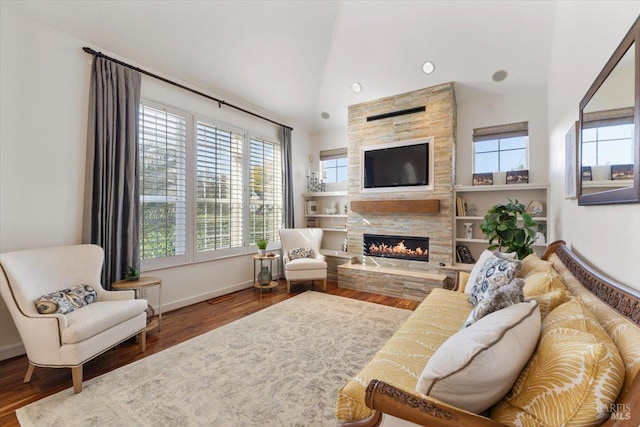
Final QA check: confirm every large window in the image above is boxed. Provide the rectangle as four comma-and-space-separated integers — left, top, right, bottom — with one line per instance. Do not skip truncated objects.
581, 109, 633, 167
473, 122, 528, 173
139, 101, 283, 268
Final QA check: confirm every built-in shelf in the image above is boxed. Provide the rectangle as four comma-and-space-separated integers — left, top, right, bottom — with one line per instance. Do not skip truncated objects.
582, 180, 633, 188
320, 227, 347, 232
453, 183, 550, 192
456, 216, 548, 221
350, 199, 440, 214
304, 214, 348, 219
455, 237, 547, 248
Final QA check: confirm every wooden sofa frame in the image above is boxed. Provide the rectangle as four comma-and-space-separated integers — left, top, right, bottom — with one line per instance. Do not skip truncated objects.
342, 241, 640, 427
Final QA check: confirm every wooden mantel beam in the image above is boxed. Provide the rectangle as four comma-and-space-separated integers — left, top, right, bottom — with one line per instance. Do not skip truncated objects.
350, 199, 440, 214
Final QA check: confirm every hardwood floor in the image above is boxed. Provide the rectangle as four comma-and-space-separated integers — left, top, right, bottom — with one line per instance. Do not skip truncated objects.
0, 280, 418, 426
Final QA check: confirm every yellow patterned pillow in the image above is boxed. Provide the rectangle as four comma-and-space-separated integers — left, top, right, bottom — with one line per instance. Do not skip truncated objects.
520, 252, 554, 277
527, 288, 571, 319
522, 268, 566, 297
492, 299, 625, 427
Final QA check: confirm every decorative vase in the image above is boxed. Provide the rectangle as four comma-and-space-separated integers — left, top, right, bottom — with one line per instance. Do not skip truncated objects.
257, 266, 272, 286
464, 223, 473, 239
258, 249, 266, 256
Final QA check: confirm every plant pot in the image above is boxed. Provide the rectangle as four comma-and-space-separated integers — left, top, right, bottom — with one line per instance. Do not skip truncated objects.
125, 276, 139, 281
258, 249, 266, 256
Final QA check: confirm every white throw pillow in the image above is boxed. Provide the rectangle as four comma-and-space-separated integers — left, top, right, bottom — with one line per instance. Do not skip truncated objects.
415, 300, 541, 414
464, 250, 517, 294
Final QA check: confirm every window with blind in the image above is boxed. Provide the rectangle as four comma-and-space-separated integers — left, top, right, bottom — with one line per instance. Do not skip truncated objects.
138, 100, 283, 268
249, 137, 283, 244
139, 103, 188, 264
581, 108, 634, 166
196, 121, 244, 254
320, 148, 347, 183
473, 122, 528, 173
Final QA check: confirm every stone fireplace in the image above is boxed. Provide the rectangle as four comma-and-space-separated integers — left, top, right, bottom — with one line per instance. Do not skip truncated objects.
363, 234, 429, 262
338, 82, 456, 299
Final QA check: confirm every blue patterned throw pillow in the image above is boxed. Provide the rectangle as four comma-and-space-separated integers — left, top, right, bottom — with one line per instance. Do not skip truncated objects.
468, 254, 522, 306
464, 278, 525, 328
288, 247, 315, 260
35, 284, 97, 314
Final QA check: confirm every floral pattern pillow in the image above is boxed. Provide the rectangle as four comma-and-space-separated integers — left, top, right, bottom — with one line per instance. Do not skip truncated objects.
464, 278, 525, 328
288, 247, 315, 260
468, 253, 522, 306
35, 284, 97, 314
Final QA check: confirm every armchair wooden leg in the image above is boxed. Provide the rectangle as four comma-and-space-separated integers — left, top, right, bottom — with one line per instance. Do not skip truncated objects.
24, 362, 36, 383
138, 330, 146, 352
72, 365, 83, 394
323, 278, 327, 291
287, 279, 291, 293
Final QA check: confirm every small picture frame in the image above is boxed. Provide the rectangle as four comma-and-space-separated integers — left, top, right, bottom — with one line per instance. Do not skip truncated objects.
610, 164, 634, 180
472, 173, 493, 186
581, 166, 592, 181
506, 170, 529, 184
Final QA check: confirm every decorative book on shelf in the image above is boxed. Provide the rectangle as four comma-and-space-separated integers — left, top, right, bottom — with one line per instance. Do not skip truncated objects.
456, 196, 467, 216
456, 244, 476, 264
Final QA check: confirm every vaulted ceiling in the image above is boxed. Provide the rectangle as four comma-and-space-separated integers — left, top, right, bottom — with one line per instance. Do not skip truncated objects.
3, 1, 559, 133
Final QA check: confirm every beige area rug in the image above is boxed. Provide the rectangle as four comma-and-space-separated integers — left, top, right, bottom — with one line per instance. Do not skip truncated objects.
17, 291, 411, 427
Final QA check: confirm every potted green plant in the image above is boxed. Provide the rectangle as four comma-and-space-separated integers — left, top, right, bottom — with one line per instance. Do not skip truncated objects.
256, 239, 268, 256
479, 198, 537, 260
124, 265, 140, 281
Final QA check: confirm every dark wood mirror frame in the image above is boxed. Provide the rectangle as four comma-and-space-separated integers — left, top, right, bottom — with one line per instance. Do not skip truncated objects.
578, 16, 640, 205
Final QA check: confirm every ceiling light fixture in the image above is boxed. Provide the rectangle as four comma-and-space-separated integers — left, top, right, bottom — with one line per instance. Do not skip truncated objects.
492, 70, 508, 82
422, 61, 435, 74
351, 82, 362, 93
321, 112, 330, 119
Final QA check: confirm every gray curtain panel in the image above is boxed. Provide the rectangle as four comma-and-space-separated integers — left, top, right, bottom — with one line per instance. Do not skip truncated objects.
280, 126, 295, 228
82, 57, 141, 289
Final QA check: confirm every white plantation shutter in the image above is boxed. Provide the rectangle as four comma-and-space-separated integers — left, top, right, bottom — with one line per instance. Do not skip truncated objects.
250, 137, 283, 244
139, 103, 187, 262
196, 121, 244, 253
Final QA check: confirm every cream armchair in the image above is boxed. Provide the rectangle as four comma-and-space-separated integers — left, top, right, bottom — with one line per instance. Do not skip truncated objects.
0, 244, 148, 393
279, 228, 327, 293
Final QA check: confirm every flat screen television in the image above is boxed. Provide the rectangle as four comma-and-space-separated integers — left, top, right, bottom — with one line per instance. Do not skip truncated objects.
363, 141, 429, 189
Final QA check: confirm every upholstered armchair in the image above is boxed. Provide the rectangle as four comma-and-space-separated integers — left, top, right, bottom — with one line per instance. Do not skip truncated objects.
0, 244, 148, 393
279, 228, 327, 293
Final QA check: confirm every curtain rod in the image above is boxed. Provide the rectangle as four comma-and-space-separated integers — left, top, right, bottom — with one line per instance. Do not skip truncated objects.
82, 47, 293, 131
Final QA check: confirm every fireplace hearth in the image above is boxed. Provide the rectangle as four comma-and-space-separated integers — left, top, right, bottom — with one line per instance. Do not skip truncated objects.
363, 233, 429, 262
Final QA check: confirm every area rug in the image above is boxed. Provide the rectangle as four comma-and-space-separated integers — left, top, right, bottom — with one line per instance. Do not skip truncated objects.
17, 291, 411, 427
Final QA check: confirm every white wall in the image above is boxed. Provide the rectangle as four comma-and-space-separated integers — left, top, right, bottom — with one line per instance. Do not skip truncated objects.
0, 9, 311, 360
456, 84, 549, 185
547, 3, 640, 290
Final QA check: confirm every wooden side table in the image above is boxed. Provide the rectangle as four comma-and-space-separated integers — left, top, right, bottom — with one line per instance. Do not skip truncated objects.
253, 254, 280, 293
112, 276, 162, 332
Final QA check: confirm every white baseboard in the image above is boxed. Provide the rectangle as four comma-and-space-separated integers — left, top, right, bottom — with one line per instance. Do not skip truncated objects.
157, 280, 254, 313
0, 342, 25, 361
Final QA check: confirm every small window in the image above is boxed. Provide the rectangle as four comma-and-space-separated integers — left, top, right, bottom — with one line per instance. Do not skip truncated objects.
473, 122, 528, 173
320, 148, 347, 183
581, 108, 633, 167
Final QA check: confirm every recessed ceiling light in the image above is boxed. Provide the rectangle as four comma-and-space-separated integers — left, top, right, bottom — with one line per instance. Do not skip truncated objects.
351, 82, 362, 93
321, 112, 330, 119
492, 70, 508, 82
422, 61, 435, 74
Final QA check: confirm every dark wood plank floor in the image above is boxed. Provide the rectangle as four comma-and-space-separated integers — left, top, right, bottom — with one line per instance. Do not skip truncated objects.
0, 280, 418, 426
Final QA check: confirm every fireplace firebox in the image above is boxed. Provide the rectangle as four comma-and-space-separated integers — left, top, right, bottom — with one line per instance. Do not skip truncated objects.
363, 233, 429, 262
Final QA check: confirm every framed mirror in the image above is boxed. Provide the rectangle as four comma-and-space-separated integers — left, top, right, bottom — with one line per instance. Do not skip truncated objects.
578, 16, 640, 205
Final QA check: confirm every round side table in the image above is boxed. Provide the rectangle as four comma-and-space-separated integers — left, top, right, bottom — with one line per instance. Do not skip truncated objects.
253, 254, 280, 293
112, 276, 162, 332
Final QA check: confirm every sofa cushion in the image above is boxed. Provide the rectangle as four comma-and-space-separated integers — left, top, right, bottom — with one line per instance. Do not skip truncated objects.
61, 299, 148, 344
465, 250, 517, 294
284, 258, 327, 271
463, 278, 525, 328
416, 300, 540, 414
527, 288, 571, 319
288, 247, 315, 260
468, 254, 522, 306
492, 299, 625, 427
35, 284, 97, 314
522, 268, 566, 297
336, 289, 472, 422
521, 252, 555, 277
